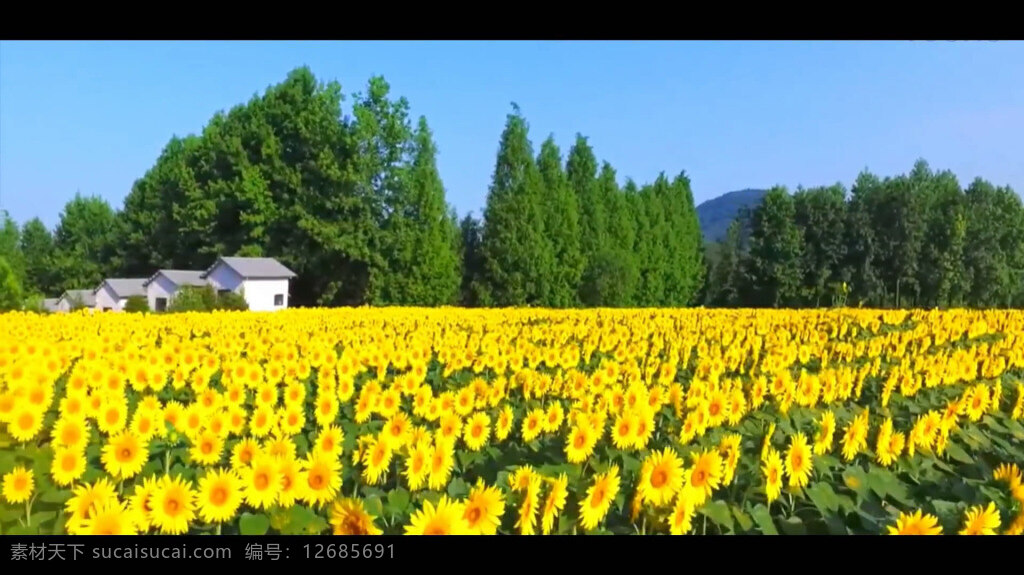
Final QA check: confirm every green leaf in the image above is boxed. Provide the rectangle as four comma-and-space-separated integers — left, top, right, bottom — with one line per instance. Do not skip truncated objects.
779, 516, 806, 535
6, 525, 38, 535
239, 513, 270, 535
447, 477, 469, 499
731, 504, 753, 532
29, 511, 57, 526
944, 442, 974, 465
750, 504, 778, 535
698, 500, 734, 533
386, 487, 411, 516
806, 482, 841, 513
39, 489, 73, 504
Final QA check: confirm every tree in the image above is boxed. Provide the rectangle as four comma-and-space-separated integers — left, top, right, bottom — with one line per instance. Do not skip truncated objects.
52, 194, 119, 292
567, 135, 604, 266
18, 218, 56, 296
478, 104, 553, 306
579, 249, 639, 308
742, 187, 803, 308
0, 256, 24, 311
793, 184, 847, 306
373, 116, 460, 306
536, 136, 584, 307
458, 213, 488, 307
705, 220, 744, 307
123, 295, 150, 313
663, 171, 705, 306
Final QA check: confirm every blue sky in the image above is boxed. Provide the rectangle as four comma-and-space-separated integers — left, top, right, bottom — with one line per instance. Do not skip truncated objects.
2, 40, 1022, 229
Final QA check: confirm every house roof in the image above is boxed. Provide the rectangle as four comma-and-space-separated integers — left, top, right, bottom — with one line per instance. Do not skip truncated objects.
95, 278, 147, 299
60, 289, 97, 307
143, 269, 206, 288
201, 256, 297, 280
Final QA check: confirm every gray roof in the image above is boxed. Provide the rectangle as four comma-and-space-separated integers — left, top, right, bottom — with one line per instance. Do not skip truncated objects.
61, 289, 97, 307
96, 278, 147, 298
42, 298, 60, 311
143, 269, 206, 288
202, 256, 297, 280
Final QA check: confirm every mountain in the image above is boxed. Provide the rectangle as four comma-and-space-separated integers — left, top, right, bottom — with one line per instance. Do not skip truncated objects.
696, 188, 767, 243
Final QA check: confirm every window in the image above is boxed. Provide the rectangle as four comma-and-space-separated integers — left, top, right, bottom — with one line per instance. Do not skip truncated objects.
218, 289, 231, 296
155, 297, 167, 312
274, 294, 284, 306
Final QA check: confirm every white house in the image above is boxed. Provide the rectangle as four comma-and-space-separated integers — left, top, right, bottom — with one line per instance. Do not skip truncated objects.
42, 298, 60, 312
200, 256, 296, 312
56, 289, 96, 313
93, 278, 147, 311
142, 269, 206, 312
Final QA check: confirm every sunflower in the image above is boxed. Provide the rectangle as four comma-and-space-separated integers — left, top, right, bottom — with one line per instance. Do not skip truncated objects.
463, 412, 491, 452
495, 405, 514, 441
428, 440, 455, 491
264, 434, 297, 462
249, 405, 276, 438
718, 433, 742, 486
278, 404, 306, 437
404, 440, 432, 491
887, 509, 943, 535
241, 454, 281, 510
544, 402, 565, 433
540, 474, 568, 535
521, 409, 545, 442
813, 410, 835, 455
64, 478, 117, 533
579, 464, 620, 531
785, 432, 813, 489
314, 424, 345, 460
51, 446, 87, 487
516, 476, 542, 535
638, 447, 684, 507
1, 466, 34, 504
437, 413, 462, 445
362, 437, 393, 486
960, 502, 1001, 535
994, 463, 1022, 489
150, 475, 196, 535
52, 416, 89, 451
330, 497, 383, 535
383, 412, 412, 449
404, 495, 471, 535
9, 404, 45, 442
230, 438, 262, 470
275, 456, 302, 508
762, 447, 784, 504
301, 453, 342, 507
669, 486, 697, 535
197, 469, 243, 524
565, 423, 595, 464
464, 479, 506, 535
101, 430, 148, 480
611, 413, 635, 449
687, 450, 723, 505
80, 499, 139, 535
129, 475, 160, 532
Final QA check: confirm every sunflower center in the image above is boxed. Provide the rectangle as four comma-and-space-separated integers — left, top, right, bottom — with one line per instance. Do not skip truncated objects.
210, 487, 228, 505
105, 410, 119, 425
202, 442, 213, 455
590, 486, 607, 508
466, 506, 482, 524
14, 476, 27, 490
573, 434, 586, 449
692, 469, 707, 486
254, 472, 270, 490
309, 472, 325, 490
323, 438, 334, 451
164, 498, 181, 515
651, 469, 669, 489
18, 412, 35, 429
118, 447, 133, 461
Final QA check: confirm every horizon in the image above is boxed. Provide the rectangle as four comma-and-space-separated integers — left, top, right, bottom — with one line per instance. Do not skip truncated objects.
2, 40, 1023, 229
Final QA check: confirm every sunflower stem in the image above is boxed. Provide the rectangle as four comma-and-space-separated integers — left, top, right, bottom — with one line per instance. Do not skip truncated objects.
216, 523, 222, 535
25, 494, 34, 527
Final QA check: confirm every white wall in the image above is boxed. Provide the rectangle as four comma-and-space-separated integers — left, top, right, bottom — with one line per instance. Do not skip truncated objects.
241, 278, 290, 312
146, 274, 178, 312
56, 298, 72, 313
205, 263, 244, 293
94, 284, 125, 311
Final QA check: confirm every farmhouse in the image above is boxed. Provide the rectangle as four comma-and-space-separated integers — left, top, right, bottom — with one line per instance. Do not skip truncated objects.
94, 278, 147, 311
56, 289, 96, 313
200, 256, 296, 312
143, 269, 206, 312
42, 298, 59, 312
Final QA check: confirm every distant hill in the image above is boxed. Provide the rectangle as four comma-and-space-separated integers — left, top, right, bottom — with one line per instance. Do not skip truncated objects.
696, 188, 767, 244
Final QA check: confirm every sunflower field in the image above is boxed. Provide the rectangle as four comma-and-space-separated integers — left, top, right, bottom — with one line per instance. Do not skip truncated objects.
1, 307, 1023, 536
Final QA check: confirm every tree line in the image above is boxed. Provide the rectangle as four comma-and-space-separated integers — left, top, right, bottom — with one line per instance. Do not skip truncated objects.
1, 67, 1022, 311
704, 161, 1024, 309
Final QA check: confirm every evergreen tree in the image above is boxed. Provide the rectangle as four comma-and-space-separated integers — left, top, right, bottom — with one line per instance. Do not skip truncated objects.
479, 104, 553, 306
18, 218, 56, 296
536, 136, 584, 307
742, 186, 803, 308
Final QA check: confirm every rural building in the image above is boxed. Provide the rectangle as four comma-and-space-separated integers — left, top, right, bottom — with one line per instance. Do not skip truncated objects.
56, 289, 96, 313
93, 278, 147, 311
200, 256, 296, 312
143, 269, 206, 312
42, 298, 59, 312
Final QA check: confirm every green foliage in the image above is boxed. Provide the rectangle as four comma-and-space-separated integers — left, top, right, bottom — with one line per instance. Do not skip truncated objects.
0, 256, 25, 311
743, 187, 804, 308
537, 136, 584, 307
167, 285, 218, 313
51, 194, 120, 294
123, 295, 150, 313
216, 291, 249, 311
579, 249, 639, 307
